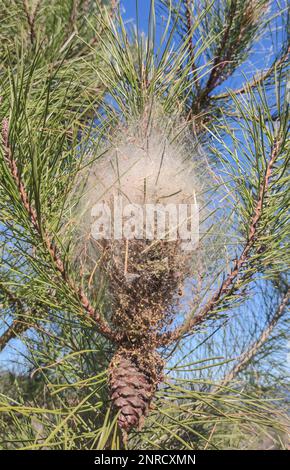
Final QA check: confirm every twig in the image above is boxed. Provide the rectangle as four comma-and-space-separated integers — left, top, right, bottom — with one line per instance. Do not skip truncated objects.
0, 284, 34, 351
0, 319, 30, 352
203, 423, 217, 450
22, 0, 41, 45
204, 0, 237, 94
1, 118, 119, 343
194, 0, 238, 112
185, 0, 200, 92
213, 45, 290, 101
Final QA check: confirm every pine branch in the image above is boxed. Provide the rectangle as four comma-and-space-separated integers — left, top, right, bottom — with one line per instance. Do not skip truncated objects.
213, 45, 290, 100
162, 134, 284, 344
219, 287, 289, 388
0, 320, 30, 352
69, 0, 78, 31
1, 117, 120, 343
22, 0, 41, 44
185, 0, 200, 92
0, 284, 34, 352
202, 0, 238, 98
1, 283, 25, 313
189, 0, 270, 121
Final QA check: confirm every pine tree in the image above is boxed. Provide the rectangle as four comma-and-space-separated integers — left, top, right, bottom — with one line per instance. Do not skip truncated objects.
0, 0, 289, 450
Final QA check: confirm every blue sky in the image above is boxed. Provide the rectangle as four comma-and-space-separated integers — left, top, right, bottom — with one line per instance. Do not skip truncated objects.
122, 0, 151, 27
120, 0, 286, 91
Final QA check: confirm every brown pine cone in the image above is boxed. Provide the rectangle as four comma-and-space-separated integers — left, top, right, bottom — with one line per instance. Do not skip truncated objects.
109, 350, 159, 433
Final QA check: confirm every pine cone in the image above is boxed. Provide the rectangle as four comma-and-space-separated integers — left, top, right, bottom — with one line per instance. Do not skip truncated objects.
109, 350, 159, 433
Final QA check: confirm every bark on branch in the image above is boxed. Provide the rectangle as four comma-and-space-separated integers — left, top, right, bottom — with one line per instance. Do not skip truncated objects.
0, 319, 30, 352
0, 284, 35, 352
185, 0, 200, 92
22, 0, 41, 44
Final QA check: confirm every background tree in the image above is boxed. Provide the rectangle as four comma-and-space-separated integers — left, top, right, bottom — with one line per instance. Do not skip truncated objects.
0, 0, 289, 450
